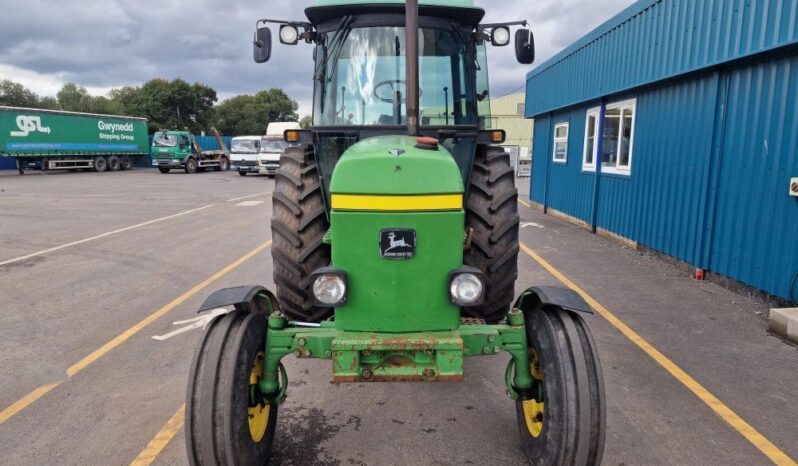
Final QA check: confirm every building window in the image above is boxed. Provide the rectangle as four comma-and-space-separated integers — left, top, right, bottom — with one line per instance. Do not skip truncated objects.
583, 107, 600, 171
601, 99, 636, 174
552, 122, 568, 163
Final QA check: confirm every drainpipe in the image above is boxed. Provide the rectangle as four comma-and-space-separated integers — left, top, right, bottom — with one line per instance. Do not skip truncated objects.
405, 0, 420, 136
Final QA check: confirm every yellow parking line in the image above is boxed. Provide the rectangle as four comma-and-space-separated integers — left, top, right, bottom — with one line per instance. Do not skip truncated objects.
0, 383, 59, 425
130, 404, 186, 466
517, 198, 532, 208
519, 242, 797, 466
0, 240, 272, 426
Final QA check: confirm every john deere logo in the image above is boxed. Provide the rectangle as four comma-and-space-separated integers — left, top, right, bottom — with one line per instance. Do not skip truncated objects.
380, 229, 416, 259
10, 115, 51, 137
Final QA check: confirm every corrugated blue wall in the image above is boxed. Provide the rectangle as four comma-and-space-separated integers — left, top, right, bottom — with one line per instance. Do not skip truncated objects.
0, 157, 15, 170
526, 0, 798, 117
529, 51, 798, 301
596, 77, 719, 266
709, 55, 798, 299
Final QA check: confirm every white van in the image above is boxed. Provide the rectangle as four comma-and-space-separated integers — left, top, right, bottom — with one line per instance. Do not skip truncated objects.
230, 122, 301, 176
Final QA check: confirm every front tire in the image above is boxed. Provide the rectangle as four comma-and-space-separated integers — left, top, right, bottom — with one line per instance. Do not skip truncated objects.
185, 158, 197, 174
186, 311, 278, 465
463, 145, 520, 323
515, 304, 606, 466
238, 171, 248, 177
158, 167, 170, 174
271, 145, 331, 323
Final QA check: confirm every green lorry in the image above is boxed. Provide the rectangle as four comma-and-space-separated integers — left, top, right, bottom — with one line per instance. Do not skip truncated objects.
0, 106, 148, 174
150, 127, 230, 174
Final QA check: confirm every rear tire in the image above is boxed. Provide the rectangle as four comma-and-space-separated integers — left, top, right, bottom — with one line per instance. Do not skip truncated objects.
463, 145, 520, 323
185, 158, 197, 174
94, 156, 107, 173
271, 145, 331, 323
107, 155, 120, 171
158, 167, 170, 174
515, 304, 606, 466
186, 311, 278, 465
120, 156, 133, 170
217, 157, 229, 171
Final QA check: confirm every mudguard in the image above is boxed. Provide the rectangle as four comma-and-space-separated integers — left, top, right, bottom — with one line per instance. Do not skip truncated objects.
198, 285, 278, 314
514, 286, 593, 315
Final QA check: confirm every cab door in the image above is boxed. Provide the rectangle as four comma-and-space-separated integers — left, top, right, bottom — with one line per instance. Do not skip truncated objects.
178, 135, 192, 158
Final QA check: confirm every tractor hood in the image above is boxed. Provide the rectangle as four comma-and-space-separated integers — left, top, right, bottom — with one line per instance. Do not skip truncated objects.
328, 135, 464, 196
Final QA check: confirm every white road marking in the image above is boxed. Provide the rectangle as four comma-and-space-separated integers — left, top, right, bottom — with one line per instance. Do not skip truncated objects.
236, 200, 265, 207
521, 222, 544, 229
152, 308, 230, 341
226, 192, 271, 202
0, 205, 214, 267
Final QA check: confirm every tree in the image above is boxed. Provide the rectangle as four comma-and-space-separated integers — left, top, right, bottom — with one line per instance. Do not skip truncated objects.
214, 88, 299, 136
299, 115, 312, 129
57, 83, 94, 112
133, 78, 218, 133
0, 80, 40, 107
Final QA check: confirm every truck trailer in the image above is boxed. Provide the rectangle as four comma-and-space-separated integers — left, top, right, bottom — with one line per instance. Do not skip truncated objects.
0, 106, 149, 174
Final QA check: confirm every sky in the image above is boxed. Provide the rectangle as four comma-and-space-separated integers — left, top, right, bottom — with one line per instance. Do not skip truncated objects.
0, 0, 636, 117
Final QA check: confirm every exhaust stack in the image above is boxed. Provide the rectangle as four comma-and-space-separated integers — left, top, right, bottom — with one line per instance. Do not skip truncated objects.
405, 0, 420, 136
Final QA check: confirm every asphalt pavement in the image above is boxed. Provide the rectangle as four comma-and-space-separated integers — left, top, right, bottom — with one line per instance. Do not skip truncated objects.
0, 168, 795, 466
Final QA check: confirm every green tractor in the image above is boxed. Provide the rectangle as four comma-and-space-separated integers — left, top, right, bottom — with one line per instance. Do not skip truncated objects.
185, 1, 605, 464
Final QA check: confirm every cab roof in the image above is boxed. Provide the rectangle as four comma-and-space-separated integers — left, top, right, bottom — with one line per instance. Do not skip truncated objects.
305, 0, 485, 25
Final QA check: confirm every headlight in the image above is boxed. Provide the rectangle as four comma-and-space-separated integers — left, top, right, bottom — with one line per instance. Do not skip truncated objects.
491, 26, 511, 46
279, 24, 299, 45
310, 268, 348, 306
448, 267, 485, 306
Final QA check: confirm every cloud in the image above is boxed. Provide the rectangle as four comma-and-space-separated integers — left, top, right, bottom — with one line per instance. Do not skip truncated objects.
0, 0, 635, 116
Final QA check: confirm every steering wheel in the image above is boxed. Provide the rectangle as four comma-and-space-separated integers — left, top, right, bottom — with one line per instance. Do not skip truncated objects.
373, 80, 422, 103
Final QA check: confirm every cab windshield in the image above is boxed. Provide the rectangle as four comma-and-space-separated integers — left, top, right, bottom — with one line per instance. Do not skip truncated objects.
313, 26, 490, 127
152, 134, 177, 147
231, 140, 259, 153
260, 139, 288, 153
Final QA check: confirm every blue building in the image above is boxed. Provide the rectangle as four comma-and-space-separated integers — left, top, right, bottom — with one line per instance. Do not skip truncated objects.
525, 0, 798, 302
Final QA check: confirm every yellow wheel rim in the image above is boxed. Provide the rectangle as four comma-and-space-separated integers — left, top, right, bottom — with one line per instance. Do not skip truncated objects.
523, 348, 544, 437
522, 399, 545, 438
248, 352, 270, 442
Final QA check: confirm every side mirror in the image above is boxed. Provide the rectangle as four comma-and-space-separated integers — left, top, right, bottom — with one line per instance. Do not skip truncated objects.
515, 29, 535, 64
253, 27, 272, 63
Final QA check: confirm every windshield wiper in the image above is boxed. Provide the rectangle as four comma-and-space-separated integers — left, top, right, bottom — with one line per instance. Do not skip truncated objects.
314, 15, 353, 82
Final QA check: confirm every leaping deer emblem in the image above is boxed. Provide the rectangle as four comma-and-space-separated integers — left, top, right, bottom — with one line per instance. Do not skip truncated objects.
385, 232, 411, 251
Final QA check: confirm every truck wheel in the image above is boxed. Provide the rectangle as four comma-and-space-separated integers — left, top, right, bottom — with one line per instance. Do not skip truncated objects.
186, 311, 278, 466
94, 156, 108, 173
271, 145, 331, 323
158, 167, 171, 174
107, 155, 121, 171
120, 156, 133, 171
463, 145, 520, 323
185, 158, 197, 174
515, 304, 606, 466
217, 157, 229, 171
238, 171, 248, 177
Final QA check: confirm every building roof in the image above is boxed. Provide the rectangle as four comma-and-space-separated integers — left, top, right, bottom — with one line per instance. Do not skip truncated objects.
525, 0, 798, 117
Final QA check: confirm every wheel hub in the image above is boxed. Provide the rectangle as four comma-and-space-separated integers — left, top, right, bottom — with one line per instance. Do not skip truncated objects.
248, 352, 269, 442
523, 349, 545, 438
